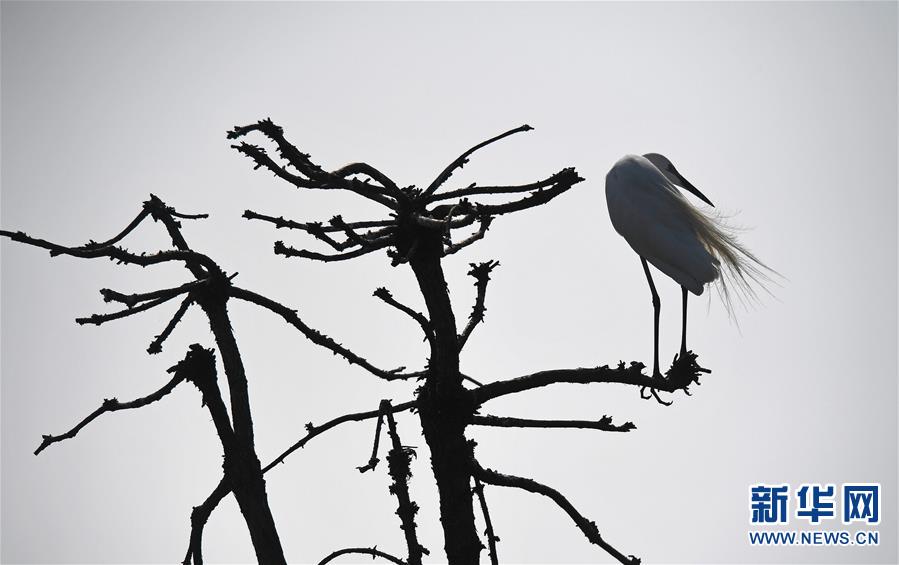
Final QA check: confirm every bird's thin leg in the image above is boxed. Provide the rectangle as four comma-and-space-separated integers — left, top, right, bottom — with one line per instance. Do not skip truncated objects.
640, 257, 661, 378
680, 286, 688, 357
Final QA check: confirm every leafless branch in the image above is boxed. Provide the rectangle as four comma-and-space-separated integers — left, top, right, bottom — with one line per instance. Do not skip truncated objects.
471, 456, 641, 565
383, 401, 427, 564
317, 547, 407, 565
472, 354, 709, 405
412, 211, 477, 231
147, 295, 195, 354
80, 207, 152, 250
182, 400, 417, 559
472, 475, 499, 565
168, 209, 209, 220
34, 373, 185, 455
230, 286, 424, 381
426, 168, 576, 204
458, 261, 499, 349
228, 119, 402, 206
244, 210, 390, 234
274, 238, 393, 262
471, 415, 636, 432
182, 477, 229, 565
471, 167, 583, 216
76, 294, 177, 326
230, 141, 317, 186
329, 215, 394, 248
444, 216, 493, 257
357, 410, 386, 473
244, 210, 348, 250
263, 400, 417, 474
0, 230, 220, 273
99, 278, 209, 309
423, 125, 533, 197
331, 162, 402, 197
373, 287, 433, 345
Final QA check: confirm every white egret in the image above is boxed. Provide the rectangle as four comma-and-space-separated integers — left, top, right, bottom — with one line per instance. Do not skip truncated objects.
605, 153, 771, 378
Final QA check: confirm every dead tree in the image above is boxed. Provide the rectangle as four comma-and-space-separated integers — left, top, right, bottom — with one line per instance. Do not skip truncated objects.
2, 196, 290, 563
226, 120, 710, 564
2, 195, 427, 563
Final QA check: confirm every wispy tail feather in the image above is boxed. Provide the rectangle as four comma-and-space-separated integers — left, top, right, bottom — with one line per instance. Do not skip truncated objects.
674, 196, 780, 319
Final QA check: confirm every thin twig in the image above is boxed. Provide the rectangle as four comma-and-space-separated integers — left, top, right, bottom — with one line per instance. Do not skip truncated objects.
228, 119, 401, 206
76, 289, 188, 326
34, 373, 185, 455
230, 286, 423, 381
425, 169, 575, 203
81, 207, 152, 250
147, 295, 195, 354
100, 278, 209, 308
423, 125, 534, 197
0, 230, 220, 273
244, 211, 348, 250
331, 162, 403, 198
373, 287, 433, 346
444, 216, 493, 257
471, 457, 641, 565
274, 238, 393, 262
357, 410, 386, 473
471, 415, 636, 432
471, 167, 583, 216
330, 215, 393, 248
262, 400, 417, 473
244, 210, 392, 234
412, 211, 477, 231
317, 547, 407, 565
472, 474, 499, 565
458, 260, 499, 348
182, 477, 229, 565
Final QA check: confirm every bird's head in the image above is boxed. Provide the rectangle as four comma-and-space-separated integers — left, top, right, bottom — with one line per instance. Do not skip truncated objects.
643, 153, 715, 207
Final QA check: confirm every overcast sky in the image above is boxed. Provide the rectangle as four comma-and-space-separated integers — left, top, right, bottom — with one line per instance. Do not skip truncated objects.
2, 2, 896, 564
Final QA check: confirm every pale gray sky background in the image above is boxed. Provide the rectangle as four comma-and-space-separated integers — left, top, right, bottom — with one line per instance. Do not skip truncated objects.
1, 2, 896, 564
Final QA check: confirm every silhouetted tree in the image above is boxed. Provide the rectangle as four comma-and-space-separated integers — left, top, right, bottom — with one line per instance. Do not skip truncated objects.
227, 120, 709, 564
3, 122, 708, 565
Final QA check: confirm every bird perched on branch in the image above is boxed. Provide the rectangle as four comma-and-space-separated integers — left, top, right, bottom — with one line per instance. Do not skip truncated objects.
605, 153, 773, 378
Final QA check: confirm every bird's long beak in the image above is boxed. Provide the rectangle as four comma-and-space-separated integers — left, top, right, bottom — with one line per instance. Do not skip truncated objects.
670, 165, 715, 207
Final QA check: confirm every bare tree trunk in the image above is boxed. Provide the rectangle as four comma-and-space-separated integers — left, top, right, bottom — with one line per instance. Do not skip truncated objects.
202, 300, 287, 565
409, 231, 481, 565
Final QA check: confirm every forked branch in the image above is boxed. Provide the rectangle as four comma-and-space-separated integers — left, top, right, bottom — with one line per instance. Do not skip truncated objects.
228, 118, 402, 206
471, 453, 641, 565
182, 477, 229, 565
263, 400, 417, 473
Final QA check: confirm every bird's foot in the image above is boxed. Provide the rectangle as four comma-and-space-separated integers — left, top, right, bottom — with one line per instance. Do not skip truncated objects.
640, 383, 673, 406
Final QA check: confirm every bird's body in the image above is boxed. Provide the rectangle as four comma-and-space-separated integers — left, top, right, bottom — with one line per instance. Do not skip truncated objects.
606, 155, 719, 295
605, 152, 772, 379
